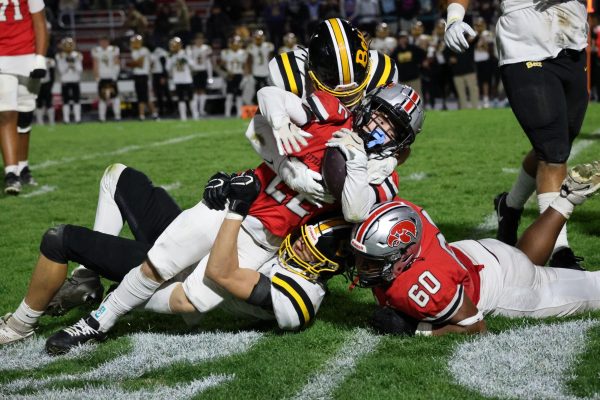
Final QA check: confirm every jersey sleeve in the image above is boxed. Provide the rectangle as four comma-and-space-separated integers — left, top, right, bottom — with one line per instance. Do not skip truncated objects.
303, 91, 349, 124
28, 0, 44, 13
371, 171, 399, 202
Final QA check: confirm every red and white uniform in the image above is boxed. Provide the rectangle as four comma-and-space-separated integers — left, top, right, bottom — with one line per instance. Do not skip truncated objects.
0, 0, 44, 112
375, 199, 600, 322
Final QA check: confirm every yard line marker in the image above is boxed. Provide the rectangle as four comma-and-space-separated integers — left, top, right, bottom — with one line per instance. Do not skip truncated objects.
32, 129, 240, 171
21, 185, 57, 198
160, 182, 181, 192
449, 319, 598, 400
502, 167, 519, 174
291, 328, 380, 400
405, 172, 428, 181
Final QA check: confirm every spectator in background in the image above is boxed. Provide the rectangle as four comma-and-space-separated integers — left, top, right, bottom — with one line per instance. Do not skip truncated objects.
56, 37, 83, 124
172, 0, 191, 45
409, 21, 424, 45
476, 0, 496, 25
92, 36, 121, 122
379, 0, 398, 33
153, 4, 172, 47
319, 0, 342, 21
431, 19, 452, 110
220, 35, 248, 117
188, 33, 213, 116
247, 30, 274, 100
350, 0, 380, 36
205, 5, 233, 49
125, 4, 148, 35
370, 22, 397, 55
392, 31, 425, 95
263, 0, 286, 50
473, 18, 494, 108
221, 0, 244, 24
128, 35, 158, 120
150, 43, 173, 116
417, 34, 434, 109
285, 0, 309, 44
444, 36, 479, 109
167, 37, 198, 121
278, 32, 301, 54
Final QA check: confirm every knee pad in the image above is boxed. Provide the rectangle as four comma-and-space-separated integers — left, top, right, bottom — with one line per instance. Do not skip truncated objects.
17, 111, 33, 133
40, 225, 67, 264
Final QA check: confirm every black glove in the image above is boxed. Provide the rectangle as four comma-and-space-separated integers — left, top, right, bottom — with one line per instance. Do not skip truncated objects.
203, 172, 231, 210
370, 307, 419, 336
228, 170, 261, 217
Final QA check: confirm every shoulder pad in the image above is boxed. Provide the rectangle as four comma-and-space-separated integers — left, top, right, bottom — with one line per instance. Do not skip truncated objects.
365, 51, 398, 93
268, 49, 308, 98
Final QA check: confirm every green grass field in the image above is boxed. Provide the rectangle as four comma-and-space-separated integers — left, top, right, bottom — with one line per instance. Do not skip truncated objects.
1, 105, 600, 399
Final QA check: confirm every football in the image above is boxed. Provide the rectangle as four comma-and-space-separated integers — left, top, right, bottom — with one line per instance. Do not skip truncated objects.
321, 147, 347, 200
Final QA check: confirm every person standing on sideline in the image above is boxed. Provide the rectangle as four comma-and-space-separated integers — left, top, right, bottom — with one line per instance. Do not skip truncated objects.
167, 36, 198, 121
92, 36, 121, 122
150, 44, 173, 117
444, 0, 589, 268
188, 33, 213, 117
129, 35, 158, 121
246, 30, 274, 101
56, 37, 83, 124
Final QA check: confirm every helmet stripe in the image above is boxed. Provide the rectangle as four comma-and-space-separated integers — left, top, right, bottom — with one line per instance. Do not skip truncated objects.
355, 201, 402, 244
326, 18, 351, 85
336, 19, 354, 83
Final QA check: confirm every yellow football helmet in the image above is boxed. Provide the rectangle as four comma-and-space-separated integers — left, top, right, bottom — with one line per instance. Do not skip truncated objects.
278, 217, 352, 282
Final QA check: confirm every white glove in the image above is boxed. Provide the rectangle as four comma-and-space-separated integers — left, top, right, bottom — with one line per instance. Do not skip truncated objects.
444, 3, 476, 53
367, 156, 398, 185
271, 115, 312, 156
279, 157, 335, 207
326, 128, 367, 162
30, 54, 47, 79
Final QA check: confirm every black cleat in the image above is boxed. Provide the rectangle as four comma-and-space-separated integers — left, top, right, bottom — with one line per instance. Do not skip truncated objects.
549, 247, 585, 271
45, 315, 106, 355
494, 192, 523, 246
46, 269, 104, 317
4, 172, 21, 195
19, 166, 37, 186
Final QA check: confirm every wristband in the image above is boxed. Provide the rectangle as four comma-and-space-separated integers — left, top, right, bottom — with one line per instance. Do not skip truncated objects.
446, 3, 466, 25
456, 311, 484, 327
415, 322, 433, 336
225, 211, 244, 221
550, 196, 575, 219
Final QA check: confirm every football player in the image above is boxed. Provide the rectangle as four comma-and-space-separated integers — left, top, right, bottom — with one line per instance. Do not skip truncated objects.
350, 162, 600, 336
247, 30, 275, 99
56, 37, 83, 124
445, 0, 589, 269
0, 0, 48, 195
92, 36, 121, 122
129, 35, 157, 121
220, 35, 248, 117
150, 43, 173, 116
188, 33, 213, 116
167, 36, 197, 121
278, 33, 300, 54
41, 84, 410, 354
35, 54, 55, 125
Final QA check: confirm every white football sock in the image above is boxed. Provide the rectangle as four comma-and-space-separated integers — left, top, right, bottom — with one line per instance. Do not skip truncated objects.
112, 98, 121, 120
35, 108, 44, 125
98, 100, 107, 121
92, 266, 161, 332
224, 94, 233, 117
199, 94, 207, 115
12, 300, 43, 329
178, 101, 187, 121
190, 98, 199, 119
142, 282, 177, 314
236, 96, 243, 117
73, 103, 81, 122
47, 107, 55, 125
506, 167, 536, 209
5, 165, 17, 175
538, 192, 569, 252
62, 104, 71, 123
17, 161, 28, 175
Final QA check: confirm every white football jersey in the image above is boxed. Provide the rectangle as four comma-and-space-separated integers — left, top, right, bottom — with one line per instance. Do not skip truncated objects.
166, 50, 193, 84
151, 47, 169, 74
131, 47, 151, 75
496, 0, 587, 65
221, 48, 248, 75
370, 37, 397, 55
188, 44, 212, 72
92, 45, 120, 79
56, 51, 83, 83
247, 42, 275, 77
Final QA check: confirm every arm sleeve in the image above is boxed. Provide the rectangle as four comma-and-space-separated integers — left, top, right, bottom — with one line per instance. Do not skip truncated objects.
257, 86, 310, 127
28, 0, 45, 13
341, 155, 375, 223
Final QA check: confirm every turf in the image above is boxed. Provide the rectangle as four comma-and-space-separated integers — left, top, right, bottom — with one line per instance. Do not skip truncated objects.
1, 105, 600, 399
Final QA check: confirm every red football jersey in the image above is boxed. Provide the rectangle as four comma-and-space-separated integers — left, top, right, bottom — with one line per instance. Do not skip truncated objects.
0, 0, 40, 56
373, 199, 482, 324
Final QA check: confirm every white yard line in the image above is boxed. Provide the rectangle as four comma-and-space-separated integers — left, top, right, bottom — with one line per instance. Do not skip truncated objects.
405, 171, 428, 181
291, 328, 380, 400
21, 185, 57, 198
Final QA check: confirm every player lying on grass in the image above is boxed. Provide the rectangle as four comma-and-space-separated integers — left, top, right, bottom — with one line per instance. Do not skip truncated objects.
349, 162, 600, 336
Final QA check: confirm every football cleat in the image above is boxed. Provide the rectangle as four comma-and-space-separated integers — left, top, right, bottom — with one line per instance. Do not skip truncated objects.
45, 315, 106, 355
0, 313, 35, 345
560, 161, 600, 205
19, 166, 37, 186
46, 268, 104, 317
494, 192, 523, 246
549, 247, 585, 271
4, 172, 21, 195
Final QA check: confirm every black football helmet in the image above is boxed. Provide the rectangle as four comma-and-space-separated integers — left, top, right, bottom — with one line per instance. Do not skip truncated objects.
308, 18, 371, 107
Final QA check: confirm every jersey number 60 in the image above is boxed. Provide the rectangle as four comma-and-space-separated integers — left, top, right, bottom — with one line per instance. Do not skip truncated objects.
408, 271, 441, 307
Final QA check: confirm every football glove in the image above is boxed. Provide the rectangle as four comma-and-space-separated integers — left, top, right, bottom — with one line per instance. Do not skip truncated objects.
228, 170, 261, 217
444, 21, 476, 53
30, 54, 47, 79
326, 129, 367, 162
370, 307, 419, 336
279, 157, 335, 207
203, 171, 232, 210
272, 115, 312, 156
367, 156, 398, 185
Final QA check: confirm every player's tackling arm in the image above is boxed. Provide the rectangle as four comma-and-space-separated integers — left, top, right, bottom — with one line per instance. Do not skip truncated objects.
431, 295, 486, 336
445, 0, 476, 53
